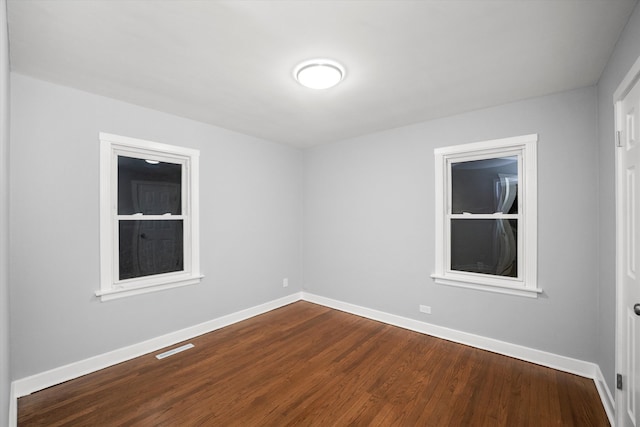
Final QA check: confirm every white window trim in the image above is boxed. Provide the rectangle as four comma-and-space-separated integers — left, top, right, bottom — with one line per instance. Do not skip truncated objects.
97, 132, 202, 301
431, 134, 540, 298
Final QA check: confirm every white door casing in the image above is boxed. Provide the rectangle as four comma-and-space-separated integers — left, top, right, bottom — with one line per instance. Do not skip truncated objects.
616, 56, 640, 427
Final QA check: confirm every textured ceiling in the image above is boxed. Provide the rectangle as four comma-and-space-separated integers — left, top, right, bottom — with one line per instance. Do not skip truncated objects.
7, 0, 638, 147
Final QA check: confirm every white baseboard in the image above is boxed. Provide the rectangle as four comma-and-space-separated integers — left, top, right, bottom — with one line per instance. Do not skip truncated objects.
302, 292, 595, 376
302, 291, 614, 423
594, 365, 615, 426
10, 291, 614, 426
12, 292, 301, 399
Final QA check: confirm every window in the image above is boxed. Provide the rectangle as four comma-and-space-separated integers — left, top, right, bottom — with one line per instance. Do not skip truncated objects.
432, 134, 539, 298
97, 133, 202, 301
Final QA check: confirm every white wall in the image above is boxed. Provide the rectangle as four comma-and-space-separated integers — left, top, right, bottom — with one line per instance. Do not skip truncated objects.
0, 0, 10, 423
304, 86, 599, 362
9, 74, 303, 379
596, 1, 640, 396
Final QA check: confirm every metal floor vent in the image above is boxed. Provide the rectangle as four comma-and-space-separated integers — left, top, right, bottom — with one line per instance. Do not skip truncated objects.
155, 343, 194, 360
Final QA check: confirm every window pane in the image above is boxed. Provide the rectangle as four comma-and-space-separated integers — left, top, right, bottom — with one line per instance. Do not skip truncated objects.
118, 156, 182, 215
451, 156, 518, 214
119, 220, 184, 280
450, 219, 517, 277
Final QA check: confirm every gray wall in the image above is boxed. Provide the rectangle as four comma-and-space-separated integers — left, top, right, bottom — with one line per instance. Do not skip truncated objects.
1, 0, 10, 423
303, 86, 599, 362
9, 74, 303, 379
597, 1, 640, 396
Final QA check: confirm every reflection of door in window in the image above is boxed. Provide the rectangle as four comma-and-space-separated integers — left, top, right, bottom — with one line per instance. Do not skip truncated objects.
131, 182, 183, 278
133, 182, 181, 215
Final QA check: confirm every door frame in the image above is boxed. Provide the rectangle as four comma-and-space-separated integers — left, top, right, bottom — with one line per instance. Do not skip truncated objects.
615, 54, 640, 427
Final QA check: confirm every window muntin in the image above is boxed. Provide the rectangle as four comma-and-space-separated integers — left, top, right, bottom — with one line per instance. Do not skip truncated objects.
433, 134, 539, 298
98, 133, 201, 301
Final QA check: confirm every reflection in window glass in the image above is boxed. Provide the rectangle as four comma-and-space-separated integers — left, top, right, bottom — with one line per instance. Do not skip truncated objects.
118, 157, 182, 215
450, 219, 517, 277
451, 156, 518, 214
119, 220, 184, 280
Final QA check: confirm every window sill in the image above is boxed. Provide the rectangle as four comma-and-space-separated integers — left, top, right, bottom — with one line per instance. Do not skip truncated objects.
431, 274, 542, 298
96, 274, 204, 301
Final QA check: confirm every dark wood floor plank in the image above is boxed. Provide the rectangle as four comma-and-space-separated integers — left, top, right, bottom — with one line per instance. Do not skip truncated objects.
18, 301, 610, 426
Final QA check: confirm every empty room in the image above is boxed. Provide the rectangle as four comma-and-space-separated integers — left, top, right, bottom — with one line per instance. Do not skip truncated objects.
2, 0, 640, 425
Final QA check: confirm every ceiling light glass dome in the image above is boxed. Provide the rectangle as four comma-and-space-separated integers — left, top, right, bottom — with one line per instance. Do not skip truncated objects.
294, 59, 345, 90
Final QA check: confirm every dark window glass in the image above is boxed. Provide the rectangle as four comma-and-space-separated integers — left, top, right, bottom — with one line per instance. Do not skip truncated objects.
451, 156, 518, 214
118, 156, 182, 215
119, 220, 184, 280
450, 219, 517, 277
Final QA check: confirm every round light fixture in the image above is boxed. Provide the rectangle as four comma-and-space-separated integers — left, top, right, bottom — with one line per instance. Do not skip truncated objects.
294, 59, 345, 90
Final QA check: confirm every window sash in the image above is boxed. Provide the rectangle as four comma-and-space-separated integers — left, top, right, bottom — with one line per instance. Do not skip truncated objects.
445, 152, 523, 281
112, 149, 192, 285
445, 217, 521, 280
113, 217, 191, 284
113, 151, 188, 216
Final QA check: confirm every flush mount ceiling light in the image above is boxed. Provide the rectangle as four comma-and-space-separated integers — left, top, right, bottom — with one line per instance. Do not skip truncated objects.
294, 59, 345, 90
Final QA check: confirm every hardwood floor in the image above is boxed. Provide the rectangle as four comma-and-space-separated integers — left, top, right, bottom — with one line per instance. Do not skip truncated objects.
18, 301, 609, 426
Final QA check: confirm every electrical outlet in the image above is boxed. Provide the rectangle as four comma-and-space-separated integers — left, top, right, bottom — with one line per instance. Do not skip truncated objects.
283, 278, 289, 288
419, 305, 431, 314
